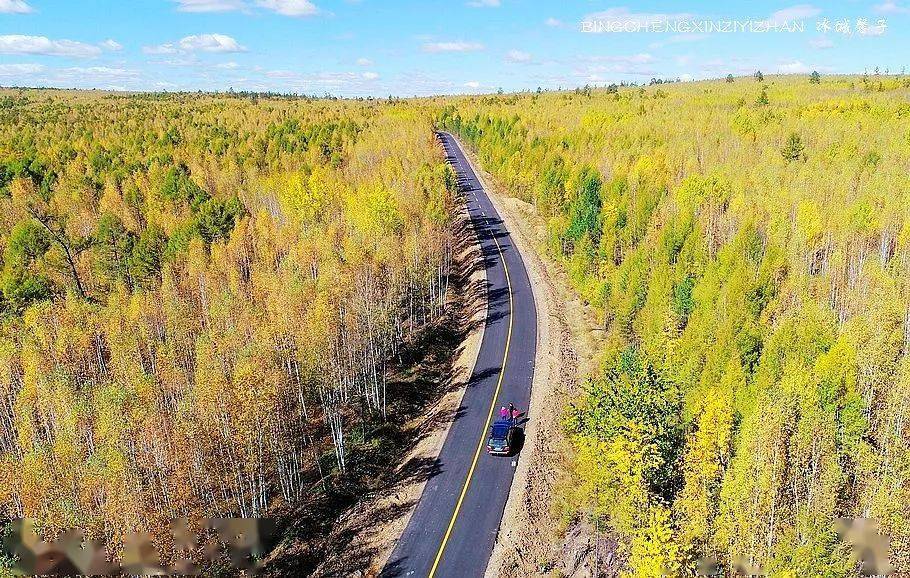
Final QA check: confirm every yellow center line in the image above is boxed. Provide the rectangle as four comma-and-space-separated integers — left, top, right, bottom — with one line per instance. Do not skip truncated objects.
428, 147, 515, 578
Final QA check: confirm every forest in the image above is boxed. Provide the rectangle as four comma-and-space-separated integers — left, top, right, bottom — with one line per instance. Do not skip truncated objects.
3, 72, 910, 577
0, 89, 456, 570
438, 74, 910, 577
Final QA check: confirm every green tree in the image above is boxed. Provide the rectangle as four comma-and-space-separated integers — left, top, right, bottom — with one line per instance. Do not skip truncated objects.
439, 72, 910, 577
1, 220, 53, 311
565, 167, 603, 245
671, 275, 695, 327
781, 132, 806, 162
569, 347, 684, 501
195, 196, 245, 244
95, 213, 137, 288
161, 164, 209, 210
5, 220, 50, 267
0, 163, 13, 198
130, 224, 167, 287
1, 266, 51, 311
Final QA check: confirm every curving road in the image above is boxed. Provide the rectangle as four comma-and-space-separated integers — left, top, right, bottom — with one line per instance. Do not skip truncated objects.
381, 132, 538, 578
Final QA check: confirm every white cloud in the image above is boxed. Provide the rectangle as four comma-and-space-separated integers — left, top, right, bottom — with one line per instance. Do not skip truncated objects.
256, 0, 318, 16
505, 49, 532, 63
573, 54, 659, 79
266, 69, 298, 79
216, 61, 240, 69
545, 17, 563, 27
464, 81, 480, 88
467, 0, 499, 6
585, 53, 655, 64
145, 34, 246, 54
356, 57, 373, 66
144, 44, 179, 55
0, 0, 33, 14
423, 41, 484, 53
0, 63, 44, 75
581, 8, 692, 33
61, 66, 139, 78
680, 73, 693, 81
175, 0, 321, 16
874, 1, 909, 14
809, 36, 833, 49
768, 4, 821, 25
778, 60, 813, 74
675, 54, 693, 66
0, 35, 102, 58
180, 33, 245, 52
40, 66, 144, 91
253, 69, 384, 93
160, 56, 200, 66
700, 56, 756, 75
174, 0, 246, 11
308, 72, 360, 86
0, 62, 154, 91
101, 39, 122, 51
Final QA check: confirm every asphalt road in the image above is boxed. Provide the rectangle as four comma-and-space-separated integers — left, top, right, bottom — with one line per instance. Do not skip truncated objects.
381, 132, 538, 578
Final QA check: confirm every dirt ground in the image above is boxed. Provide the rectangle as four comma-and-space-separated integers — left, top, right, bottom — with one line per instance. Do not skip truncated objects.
456, 146, 609, 578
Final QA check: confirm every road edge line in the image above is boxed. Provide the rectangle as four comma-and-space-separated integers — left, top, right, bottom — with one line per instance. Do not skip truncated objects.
427, 133, 516, 578
448, 135, 554, 578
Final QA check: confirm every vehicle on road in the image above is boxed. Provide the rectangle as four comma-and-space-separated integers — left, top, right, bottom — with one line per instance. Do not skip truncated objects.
487, 419, 519, 456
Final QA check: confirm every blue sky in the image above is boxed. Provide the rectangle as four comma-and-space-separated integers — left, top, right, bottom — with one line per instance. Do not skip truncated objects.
0, 0, 908, 95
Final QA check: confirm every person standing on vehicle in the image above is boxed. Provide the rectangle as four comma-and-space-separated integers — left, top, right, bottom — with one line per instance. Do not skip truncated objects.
508, 403, 519, 421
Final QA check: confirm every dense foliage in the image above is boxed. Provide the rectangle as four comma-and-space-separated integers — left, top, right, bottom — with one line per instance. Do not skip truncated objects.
0, 90, 455, 562
439, 74, 910, 576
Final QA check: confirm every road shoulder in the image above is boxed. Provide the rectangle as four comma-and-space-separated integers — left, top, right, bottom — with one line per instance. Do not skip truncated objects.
455, 139, 605, 578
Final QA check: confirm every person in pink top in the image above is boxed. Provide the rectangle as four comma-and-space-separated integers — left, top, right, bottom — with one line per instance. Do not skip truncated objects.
499, 406, 508, 419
